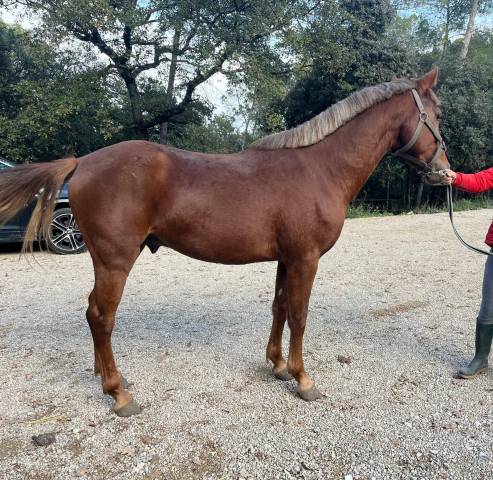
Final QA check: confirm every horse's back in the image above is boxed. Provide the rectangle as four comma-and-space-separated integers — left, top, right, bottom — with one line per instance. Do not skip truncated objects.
67, 141, 281, 262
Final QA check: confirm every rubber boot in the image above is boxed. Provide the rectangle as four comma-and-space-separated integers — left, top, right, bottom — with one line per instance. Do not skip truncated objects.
457, 322, 493, 379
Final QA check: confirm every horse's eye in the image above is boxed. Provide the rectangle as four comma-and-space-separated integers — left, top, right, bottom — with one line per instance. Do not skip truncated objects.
436, 109, 442, 120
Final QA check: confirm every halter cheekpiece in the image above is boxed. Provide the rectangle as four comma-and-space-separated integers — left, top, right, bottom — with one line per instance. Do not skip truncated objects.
393, 89, 446, 175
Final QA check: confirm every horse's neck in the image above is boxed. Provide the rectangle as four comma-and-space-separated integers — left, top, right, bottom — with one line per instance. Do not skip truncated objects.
304, 95, 404, 204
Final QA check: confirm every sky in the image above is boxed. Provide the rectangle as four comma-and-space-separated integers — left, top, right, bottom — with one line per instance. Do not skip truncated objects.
1, 6, 32, 28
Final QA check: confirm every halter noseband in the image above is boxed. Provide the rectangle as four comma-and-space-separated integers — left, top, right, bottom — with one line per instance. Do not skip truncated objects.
393, 89, 446, 175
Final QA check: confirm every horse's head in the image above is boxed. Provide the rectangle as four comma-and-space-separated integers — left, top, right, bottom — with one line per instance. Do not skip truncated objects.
394, 68, 450, 185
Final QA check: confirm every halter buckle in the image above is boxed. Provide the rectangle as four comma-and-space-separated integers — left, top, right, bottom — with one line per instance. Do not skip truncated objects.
419, 112, 428, 122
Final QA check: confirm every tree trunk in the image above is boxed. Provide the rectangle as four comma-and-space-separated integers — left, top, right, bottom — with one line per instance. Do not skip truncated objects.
460, 0, 480, 60
415, 179, 424, 211
405, 170, 411, 210
159, 122, 169, 144
442, 0, 450, 56
123, 75, 147, 138
159, 29, 181, 144
240, 116, 251, 151
386, 175, 390, 211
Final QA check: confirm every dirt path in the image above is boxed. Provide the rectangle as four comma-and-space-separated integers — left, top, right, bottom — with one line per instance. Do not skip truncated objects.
0, 210, 492, 479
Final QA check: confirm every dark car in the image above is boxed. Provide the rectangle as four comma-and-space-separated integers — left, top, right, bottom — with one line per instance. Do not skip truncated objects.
0, 158, 86, 254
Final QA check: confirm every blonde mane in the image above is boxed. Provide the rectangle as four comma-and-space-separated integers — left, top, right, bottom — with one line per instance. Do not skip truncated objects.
250, 78, 417, 150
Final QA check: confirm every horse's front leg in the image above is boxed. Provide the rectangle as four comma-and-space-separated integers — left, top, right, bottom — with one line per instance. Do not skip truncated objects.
266, 262, 293, 381
286, 256, 324, 401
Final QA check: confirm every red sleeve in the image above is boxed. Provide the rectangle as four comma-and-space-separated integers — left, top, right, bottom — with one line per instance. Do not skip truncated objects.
453, 167, 493, 193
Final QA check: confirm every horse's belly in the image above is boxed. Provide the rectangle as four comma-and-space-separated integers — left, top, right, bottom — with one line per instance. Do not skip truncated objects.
151, 225, 278, 265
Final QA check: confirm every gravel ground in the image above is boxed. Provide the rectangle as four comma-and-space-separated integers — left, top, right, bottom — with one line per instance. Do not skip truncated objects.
0, 209, 492, 480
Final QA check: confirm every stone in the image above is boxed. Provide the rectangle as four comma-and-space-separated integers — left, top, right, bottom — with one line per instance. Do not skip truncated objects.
337, 355, 352, 365
32, 433, 56, 447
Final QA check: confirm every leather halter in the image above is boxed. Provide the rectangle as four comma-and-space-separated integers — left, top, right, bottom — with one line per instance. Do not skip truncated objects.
393, 89, 446, 175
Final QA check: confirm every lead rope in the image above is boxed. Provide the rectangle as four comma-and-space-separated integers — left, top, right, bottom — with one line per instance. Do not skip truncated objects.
446, 184, 493, 256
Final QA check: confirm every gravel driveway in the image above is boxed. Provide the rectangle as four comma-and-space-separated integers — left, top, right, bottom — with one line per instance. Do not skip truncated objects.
0, 209, 492, 480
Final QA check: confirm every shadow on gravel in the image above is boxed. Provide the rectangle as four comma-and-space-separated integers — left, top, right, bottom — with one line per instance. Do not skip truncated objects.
113, 296, 461, 376
0, 243, 22, 254
0, 242, 44, 255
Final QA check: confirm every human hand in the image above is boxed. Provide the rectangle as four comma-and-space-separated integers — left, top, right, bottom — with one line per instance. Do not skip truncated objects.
440, 169, 456, 185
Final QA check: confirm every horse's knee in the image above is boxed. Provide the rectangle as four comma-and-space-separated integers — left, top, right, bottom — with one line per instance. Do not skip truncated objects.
272, 292, 287, 314
287, 317, 306, 332
86, 306, 98, 325
271, 298, 277, 316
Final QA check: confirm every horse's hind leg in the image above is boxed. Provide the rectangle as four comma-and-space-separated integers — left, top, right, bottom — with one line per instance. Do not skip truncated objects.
87, 290, 102, 376
87, 290, 131, 388
266, 262, 293, 381
86, 255, 141, 417
286, 257, 324, 401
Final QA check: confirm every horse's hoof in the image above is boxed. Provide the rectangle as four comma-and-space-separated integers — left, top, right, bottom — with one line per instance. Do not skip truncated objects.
298, 386, 324, 402
114, 400, 142, 417
274, 368, 294, 381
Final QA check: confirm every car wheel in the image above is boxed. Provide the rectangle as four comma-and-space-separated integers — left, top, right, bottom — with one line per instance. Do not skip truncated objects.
46, 207, 86, 255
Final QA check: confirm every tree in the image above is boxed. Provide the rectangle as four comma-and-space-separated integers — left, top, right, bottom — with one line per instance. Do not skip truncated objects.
397, 0, 493, 58
459, 0, 493, 60
7, 0, 298, 139
0, 21, 121, 162
439, 32, 493, 172
169, 114, 246, 153
278, 0, 416, 127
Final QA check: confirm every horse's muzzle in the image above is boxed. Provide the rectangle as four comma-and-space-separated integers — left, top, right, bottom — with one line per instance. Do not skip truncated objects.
422, 170, 447, 186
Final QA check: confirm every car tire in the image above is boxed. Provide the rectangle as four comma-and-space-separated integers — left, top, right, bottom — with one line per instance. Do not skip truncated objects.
46, 207, 86, 255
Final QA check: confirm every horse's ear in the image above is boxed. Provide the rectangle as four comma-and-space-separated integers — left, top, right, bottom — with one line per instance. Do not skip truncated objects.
390, 75, 398, 81
417, 68, 438, 92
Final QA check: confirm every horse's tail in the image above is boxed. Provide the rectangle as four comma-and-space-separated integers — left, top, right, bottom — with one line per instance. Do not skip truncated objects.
0, 158, 79, 253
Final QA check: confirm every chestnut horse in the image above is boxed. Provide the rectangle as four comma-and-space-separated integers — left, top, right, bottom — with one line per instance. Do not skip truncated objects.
0, 69, 449, 416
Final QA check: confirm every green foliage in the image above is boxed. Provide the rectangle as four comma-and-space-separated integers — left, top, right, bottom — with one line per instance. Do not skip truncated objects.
436, 33, 493, 172
346, 204, 394, 218
448, 196, 493, 211
415, 195, 493, 214
0, 21, 123, 162
396, 0, 489, 48
348, 195, 493, 217
254, 0, 417, 130
168, 115, 246, 154
438, 71, 493, 172
7, 0, 300, 138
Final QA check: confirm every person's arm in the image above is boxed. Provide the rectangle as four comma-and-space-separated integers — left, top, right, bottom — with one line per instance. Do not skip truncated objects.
443, 167, 493, 193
